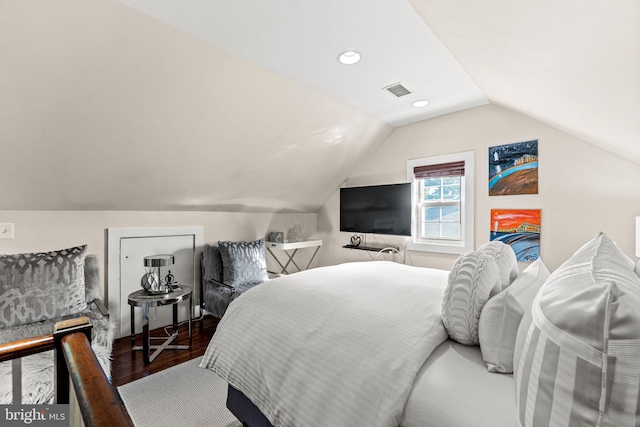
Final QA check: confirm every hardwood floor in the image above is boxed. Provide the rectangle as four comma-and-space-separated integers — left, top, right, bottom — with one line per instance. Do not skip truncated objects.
111, 314, 220, 387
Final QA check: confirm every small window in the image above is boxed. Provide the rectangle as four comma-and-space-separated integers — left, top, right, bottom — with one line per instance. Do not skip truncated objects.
406, 151, 475, 254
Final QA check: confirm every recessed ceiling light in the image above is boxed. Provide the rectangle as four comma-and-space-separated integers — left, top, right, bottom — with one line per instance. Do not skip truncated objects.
412, 99, 430, 108
338, 50, 361, 65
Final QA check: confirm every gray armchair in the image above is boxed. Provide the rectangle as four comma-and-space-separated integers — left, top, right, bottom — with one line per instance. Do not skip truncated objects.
0, 249, 114, 404
201, 239, 269, 317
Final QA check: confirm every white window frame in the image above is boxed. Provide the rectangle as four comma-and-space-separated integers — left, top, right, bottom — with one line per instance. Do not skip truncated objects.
406, 151, 474, 254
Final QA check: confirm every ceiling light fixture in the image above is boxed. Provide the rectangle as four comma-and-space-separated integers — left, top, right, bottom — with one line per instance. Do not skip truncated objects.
412, 99, 430, 108
338, 50, 361, 65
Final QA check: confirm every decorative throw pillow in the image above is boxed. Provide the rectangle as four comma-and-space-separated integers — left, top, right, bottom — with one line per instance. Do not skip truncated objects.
478, 241, 518, 295
513, 233, 640, 427
0, 245, 88, 327
478, 258, 550, 373
218, 239, 268, 288
201, 244, 224, 284
442, 251, 500, 345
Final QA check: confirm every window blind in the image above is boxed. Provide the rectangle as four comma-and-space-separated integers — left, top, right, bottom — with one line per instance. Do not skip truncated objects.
413, 161, 465, 179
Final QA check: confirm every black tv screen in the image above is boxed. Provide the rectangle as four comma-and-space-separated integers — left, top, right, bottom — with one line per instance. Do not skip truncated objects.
340, 183, 412, 236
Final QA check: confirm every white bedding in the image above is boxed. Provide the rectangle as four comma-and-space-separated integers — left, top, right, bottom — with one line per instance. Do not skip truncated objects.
401, 339, 515, 427
200, 261, 449, 427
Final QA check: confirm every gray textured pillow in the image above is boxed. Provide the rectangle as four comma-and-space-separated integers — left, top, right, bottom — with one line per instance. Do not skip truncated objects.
478, 258, 550, 373
0, 245, 88, 327
442, 251, 500, 345
218, 239, 268, 288
478, 241, 519, 295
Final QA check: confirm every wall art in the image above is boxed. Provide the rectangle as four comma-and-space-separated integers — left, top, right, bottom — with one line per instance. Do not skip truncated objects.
488, 140, 538, 196
490, 209, 541, 262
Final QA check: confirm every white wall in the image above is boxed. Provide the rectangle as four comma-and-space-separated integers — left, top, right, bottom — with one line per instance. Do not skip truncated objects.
317, 104, 640, 272
0, 210, 317, 303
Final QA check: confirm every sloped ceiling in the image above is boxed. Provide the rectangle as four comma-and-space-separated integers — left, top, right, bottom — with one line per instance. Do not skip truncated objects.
0, 0, 392, 212
408, 0, 640, 165
1, 0, 638, 213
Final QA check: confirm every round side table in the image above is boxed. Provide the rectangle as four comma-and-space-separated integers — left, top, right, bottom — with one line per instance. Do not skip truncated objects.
127, 285, 193, 364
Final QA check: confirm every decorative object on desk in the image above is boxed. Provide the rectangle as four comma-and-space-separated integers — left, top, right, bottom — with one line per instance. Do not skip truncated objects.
350, 234, 362, 247
269, 231, 284, 243
165, 270, 177, 288
287, 225, 304, 242
141, 254, 175, 294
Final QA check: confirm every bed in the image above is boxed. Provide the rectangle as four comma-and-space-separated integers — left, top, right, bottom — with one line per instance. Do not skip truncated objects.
201, 233, 640, 427
224, 338, 516, 427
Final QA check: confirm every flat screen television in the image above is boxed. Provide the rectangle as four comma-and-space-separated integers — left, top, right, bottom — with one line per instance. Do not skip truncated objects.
340, 183, 412, 236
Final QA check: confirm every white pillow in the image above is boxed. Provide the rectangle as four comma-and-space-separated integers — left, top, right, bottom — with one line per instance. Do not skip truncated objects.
478, 258, 550, 373
513, 232, 640, 427
478, 240, 518, 295
442, 251, 500, 345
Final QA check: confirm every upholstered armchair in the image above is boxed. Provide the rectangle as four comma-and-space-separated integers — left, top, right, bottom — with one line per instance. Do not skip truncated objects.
201, 238, 269, 318
0, 246, 114, 404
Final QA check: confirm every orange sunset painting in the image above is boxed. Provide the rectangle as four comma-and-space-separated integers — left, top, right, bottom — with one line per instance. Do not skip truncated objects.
490, 209, 541, 262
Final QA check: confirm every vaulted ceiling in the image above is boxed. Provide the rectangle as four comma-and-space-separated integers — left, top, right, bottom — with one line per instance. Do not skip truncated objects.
1, 0, 638, 212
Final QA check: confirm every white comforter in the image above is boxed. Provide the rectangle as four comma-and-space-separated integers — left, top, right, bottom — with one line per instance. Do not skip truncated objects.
200, 261, 449, 427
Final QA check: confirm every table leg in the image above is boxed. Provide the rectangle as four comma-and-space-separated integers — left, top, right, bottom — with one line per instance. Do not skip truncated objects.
142, 304, 150, 365
172, 303, 178, 335
130, 305, 135, 350
188, 294, 193, 348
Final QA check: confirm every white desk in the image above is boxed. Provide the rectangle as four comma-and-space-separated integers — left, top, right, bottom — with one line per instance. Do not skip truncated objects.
266, 240, 322, 274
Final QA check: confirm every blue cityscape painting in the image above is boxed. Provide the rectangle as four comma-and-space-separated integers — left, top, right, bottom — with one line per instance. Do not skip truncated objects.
489, 140, 538, 196
490, 209, 541, 262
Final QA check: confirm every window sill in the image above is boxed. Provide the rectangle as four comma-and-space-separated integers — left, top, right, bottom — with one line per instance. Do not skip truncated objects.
407, 239, 472, 255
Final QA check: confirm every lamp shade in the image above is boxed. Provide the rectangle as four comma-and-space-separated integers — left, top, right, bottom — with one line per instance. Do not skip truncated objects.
143, 254, 175, 267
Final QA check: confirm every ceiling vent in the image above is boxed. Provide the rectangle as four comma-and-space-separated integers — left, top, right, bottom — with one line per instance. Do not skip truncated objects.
383, 82, 411, 98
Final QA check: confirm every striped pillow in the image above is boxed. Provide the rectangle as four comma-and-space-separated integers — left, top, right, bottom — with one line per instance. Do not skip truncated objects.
478, 257, 550, 373
513, 233, 640, 426
442, 251, 500, 345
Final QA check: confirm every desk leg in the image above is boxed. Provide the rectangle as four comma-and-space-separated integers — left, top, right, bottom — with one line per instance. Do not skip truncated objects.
282, 249, 300, 274
305, 246, 321, 270
267, 247, 287, 274
282, 249, 300, 273
142, 304, 150, 365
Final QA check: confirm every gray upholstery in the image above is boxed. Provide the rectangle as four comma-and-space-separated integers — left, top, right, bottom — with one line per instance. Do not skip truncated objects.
201, 244, 224, 284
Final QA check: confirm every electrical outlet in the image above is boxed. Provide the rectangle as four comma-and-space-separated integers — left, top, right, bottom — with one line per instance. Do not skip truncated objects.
0, 223, 14, 239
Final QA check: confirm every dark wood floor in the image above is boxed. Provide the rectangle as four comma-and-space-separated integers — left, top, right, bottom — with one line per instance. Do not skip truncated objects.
111, 314, 221, 387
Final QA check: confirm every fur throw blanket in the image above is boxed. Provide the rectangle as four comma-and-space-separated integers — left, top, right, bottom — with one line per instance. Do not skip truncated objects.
0, 310, 115, 404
